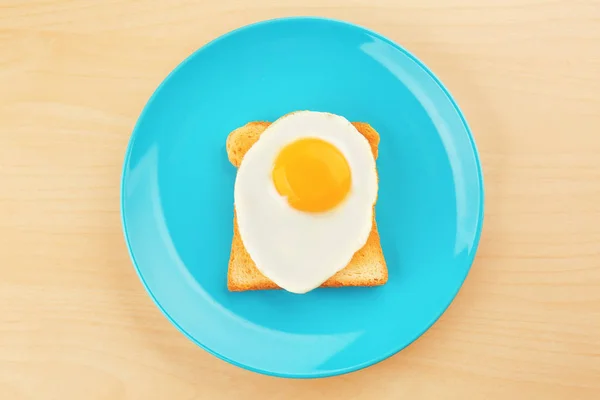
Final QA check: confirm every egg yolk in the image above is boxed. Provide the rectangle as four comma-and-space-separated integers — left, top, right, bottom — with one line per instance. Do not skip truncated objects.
272, 138, 351, 212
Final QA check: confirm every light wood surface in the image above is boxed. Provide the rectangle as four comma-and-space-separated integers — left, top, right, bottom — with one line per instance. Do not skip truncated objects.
1, 0, 599, 399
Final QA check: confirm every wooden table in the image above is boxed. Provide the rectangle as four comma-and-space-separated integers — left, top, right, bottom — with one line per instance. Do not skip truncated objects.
1, 1, 599, 399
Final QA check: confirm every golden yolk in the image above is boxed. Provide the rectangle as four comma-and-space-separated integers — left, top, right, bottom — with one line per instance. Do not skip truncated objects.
272, 138, 351, 212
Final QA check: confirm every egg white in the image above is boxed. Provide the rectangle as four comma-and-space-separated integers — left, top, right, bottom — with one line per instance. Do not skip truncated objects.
234, 111, 378, 294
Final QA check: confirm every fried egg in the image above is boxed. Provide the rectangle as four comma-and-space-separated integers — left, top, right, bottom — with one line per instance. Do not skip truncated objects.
234, 111, 378, 294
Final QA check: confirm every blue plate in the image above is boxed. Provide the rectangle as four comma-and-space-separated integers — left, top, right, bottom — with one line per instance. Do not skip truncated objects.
121, 17, 484, 378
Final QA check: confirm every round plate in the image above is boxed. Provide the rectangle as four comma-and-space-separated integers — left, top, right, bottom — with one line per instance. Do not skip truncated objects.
121, 17, 484, 378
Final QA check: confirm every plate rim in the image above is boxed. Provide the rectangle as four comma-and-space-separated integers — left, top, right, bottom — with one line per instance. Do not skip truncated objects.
120, 16, 485, 379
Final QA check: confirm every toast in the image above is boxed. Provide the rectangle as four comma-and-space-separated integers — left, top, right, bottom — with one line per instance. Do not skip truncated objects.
226, 120, 388, 291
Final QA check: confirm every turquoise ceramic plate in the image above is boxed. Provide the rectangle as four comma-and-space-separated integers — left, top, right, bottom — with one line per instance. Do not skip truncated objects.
121, 17, 484, 378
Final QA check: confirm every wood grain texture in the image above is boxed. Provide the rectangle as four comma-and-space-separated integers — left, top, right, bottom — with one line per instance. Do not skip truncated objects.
1, 0, 599, 399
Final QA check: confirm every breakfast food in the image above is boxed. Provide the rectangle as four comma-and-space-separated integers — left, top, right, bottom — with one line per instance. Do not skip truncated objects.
227, 111, 387, 293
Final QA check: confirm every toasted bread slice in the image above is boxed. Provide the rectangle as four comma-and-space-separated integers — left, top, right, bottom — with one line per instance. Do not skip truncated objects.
227, 120, 387, 291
